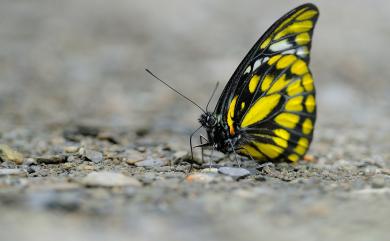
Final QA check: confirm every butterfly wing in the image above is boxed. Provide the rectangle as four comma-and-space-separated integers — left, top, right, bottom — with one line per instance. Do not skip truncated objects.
214, 3, 319, 162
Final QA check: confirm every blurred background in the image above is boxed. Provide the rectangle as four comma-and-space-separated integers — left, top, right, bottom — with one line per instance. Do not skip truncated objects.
1, 0, 389, 131
0, 1, 389, 241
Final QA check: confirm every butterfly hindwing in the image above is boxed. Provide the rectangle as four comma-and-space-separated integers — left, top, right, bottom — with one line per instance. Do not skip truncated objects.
215, 4, 319, 162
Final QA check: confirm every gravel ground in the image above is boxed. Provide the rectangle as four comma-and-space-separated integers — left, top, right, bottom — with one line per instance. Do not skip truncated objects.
0, 1, 389, 241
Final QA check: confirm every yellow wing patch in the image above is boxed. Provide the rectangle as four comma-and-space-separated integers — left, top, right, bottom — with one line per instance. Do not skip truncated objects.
305, 95, 316, 113
268, 55, 282, 65
241, 102, 245, 110
295, 32, 311, 45
294, 144, 306, 155
260, 37, 272, 49
248, 75, 260, 93
275, 20, 313, 40
291, 59, 308, 75
267, 74, 290, 94
274, 113, 299, 129
288, 154, 300, 162
302, 73, 314, 91
287, 79, 304, 96
296, 9, 318, 21
302, 118, 313, 134
298, 137, 309, 147
285, 96, 304, 112
276, 55, 297, 69
274, 129, 290, 141
274, 7, 308, 33
241, 94, 281, 128
273, 137, 288, 148
294, 137, 309, 155
255, 143, 284, 159
261, 74, 274, 92
239, 145, 266, 160
227, 96, 238, 135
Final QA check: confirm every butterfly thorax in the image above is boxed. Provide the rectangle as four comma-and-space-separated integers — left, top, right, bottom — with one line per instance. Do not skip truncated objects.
199, 112, 240, 153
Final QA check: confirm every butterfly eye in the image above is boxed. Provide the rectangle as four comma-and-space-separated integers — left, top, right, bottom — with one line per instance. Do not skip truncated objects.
206, 116, 216, 127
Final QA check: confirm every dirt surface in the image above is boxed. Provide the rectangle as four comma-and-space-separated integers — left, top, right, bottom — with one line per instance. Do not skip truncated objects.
0, 1, 389, 241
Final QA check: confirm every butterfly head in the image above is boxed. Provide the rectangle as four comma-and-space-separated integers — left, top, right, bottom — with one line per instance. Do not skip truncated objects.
199, 112, 217, 129
199, 112, 238, 153
199, 112, 221, 149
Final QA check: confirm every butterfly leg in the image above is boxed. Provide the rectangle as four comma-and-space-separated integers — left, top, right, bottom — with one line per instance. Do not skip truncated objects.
209, 145, 216, 168
189, 126, 202, 159
199, 135, 205, 163
189, 126, 203, 172
228, 139, 241, 167
200, 134, 214, 165
199, 134, 214, 168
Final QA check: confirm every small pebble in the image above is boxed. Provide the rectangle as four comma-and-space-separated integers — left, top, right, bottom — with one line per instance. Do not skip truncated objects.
371, 176, 386, 189
84, 150, 104, 163
75, 125, 100, 137
218, 167, 250, 179
186, 173, 216, 183
175, 165, 190, 172
201, 163, 222, 169
62, 162, 74, 170
172, 151, 190, 164
254, 175, 267, 182
233, 189, 259, 199
162, 171, 185, 179
23, 158, 37, 166
36, 155, 68, 164
136, 146, 146, 153
381, 168, 390, 175
124, 150, 145, 165
201, 168, 219, 173
79, 164, 95, 171
0, 168, 27, 177
28, 182, 80, 191
303, 154, 316, 162
135, 128, 149, 137
138, 172, 157, 185
67, 155, 82, 163
363, 166, 380, 176
0, 144, 24, 164
305, 202, 330, 217
26, 165, 39, 174
97, 131, 120, 144
78, 147, 85, 156
154, 166, 172, 172
81, 171, 142, 187
64, 146, 79, 153
135, 158, 165, 167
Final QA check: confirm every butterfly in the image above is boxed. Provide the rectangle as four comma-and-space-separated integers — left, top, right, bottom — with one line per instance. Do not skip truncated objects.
197, 3, 319, 163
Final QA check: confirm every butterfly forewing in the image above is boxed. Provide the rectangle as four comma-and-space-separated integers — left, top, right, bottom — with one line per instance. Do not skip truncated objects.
214, 4, 319, 162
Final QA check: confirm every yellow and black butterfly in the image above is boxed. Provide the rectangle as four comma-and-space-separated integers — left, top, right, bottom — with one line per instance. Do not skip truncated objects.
197, 3, 319, 163
147, 3, 319, 163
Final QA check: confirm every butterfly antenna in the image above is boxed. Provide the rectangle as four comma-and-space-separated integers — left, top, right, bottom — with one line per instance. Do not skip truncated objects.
145, 69, 206, 113
206, 82, 219, 112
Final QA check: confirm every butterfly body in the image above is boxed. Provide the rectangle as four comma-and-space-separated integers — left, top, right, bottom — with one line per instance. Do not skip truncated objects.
199, 112, 238, 153
199, 4, 319, 162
